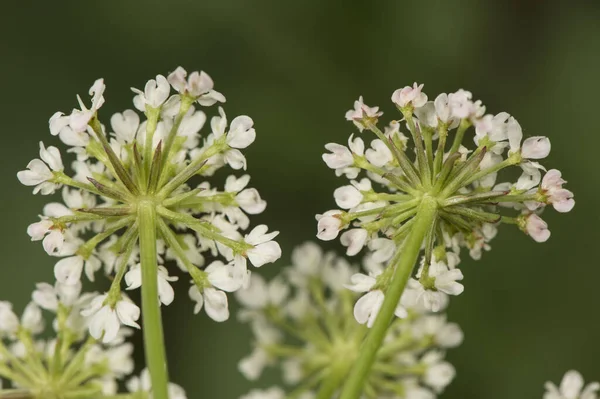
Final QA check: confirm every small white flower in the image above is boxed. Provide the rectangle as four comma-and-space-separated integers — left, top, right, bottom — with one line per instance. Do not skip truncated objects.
167, 66, 225, 105
17, 142, 64, 195
244, 225, 281, 267
81, 294, 141, 343
69, 78, 106, 132
227, 116, 256, 149
131, 75, 170, 111
125, 264, 179, 306
27, 219, 64, 255
340, 228, 368, 256
353, 289, 384, 328
521, 136, 551, 159
448, 89, 485, 120
236, 188, 267, 214
334, 184, 363, 209
541, 169, 575, 213
188, 285, 229, 322
391, 82, 428, 108
524, 213, 551, 243
365, 139, 393, 167
430, 261, 464, 296
322, 143, 354, 169
110, 109, 140, 144
316, 210, 343, 241
345, 96, 383, 131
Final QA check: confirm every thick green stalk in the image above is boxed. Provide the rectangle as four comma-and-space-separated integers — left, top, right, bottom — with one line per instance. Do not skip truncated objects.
138, 202, 169, 399
338, 196, 438, 399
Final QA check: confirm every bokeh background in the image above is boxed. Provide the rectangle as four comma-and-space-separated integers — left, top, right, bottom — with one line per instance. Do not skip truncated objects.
1, 1, 599, 398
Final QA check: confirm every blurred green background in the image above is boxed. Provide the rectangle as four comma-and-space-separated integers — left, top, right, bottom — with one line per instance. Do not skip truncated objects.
1, 0, 599, 398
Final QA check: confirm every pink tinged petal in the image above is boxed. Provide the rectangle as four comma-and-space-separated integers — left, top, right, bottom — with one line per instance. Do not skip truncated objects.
354, 290, 384, 328
115, 301, 141, 329
54, 256, 84, 285
552, 194, 575, 213
507, 117, 523, 152
203, 288, 229, 322
525, 214, 551, 243
521, 136, 551, 159
542, 169, 565, 190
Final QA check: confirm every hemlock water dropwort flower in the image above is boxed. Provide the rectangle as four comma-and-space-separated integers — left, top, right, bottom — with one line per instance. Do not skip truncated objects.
0, 281, 185, 399
544, 370, 599, 399
319, 84, 575, 319
17, 67, 281, 332
236, 243, 463, 398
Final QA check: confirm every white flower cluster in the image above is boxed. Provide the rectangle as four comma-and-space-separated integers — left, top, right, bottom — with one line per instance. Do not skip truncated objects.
544, 370, 599, 399
17, 67, 282, 340
236, 243, 463, 398
319, 84, 574, 320
0, 282, 184, 398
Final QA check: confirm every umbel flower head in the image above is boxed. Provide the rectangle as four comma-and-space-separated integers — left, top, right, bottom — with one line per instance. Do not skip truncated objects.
17, 67, 281, 339
236, 243, 463, 398
319, 84, 574, 315
0, 281, 175, 398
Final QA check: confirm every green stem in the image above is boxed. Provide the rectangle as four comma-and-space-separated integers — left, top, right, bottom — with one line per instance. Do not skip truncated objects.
338, 196, 438, 399
137, 202, 169, 399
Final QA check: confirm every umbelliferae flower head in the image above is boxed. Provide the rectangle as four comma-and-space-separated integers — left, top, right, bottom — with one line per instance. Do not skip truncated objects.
17, 67, 282, 337
319, 84, 574, 315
